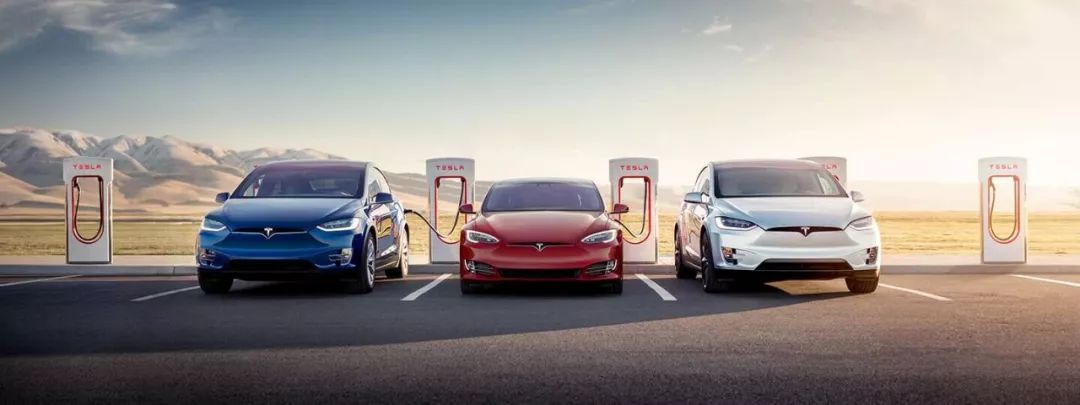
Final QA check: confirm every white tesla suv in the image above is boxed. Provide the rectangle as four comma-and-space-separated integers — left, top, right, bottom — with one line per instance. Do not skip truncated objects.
674, 159, 881, 293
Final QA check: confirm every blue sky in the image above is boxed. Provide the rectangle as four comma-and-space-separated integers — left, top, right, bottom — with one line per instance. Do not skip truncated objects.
1, 0, 1078, 186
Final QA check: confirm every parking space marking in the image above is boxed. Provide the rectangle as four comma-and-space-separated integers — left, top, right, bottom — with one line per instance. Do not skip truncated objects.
0, 274, 80, 288
1011, 274, 1080, 289
402, 273, 452, 301
131, 286, 201, 302
879, 283, 951, 302
636, 274, 677, 301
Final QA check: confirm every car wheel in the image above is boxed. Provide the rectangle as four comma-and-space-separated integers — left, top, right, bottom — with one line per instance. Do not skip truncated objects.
385, 229, 409, 279
344, 234, 376, 294
674, 229, 696, 280
846, 276, 879, 294
198, 273, 232, 294
701, 237, 732, 293
460, 280, 479, 295
608, 279, 623, 294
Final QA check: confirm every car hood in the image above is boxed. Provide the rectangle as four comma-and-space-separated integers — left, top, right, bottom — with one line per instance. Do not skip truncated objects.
218, 198, 362, 229
472, 211, 610, 244
715, 197, 868, 229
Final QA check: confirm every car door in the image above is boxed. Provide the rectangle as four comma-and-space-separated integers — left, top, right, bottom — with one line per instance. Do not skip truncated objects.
686, 167, 711, 266
374, 168, 405, 266
364, 169, 394, 269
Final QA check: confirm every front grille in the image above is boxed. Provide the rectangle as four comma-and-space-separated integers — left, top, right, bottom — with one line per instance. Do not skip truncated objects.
225, 260, 316, 273
507, 243, 570, 251
755, 260, 853, 271
499, 269, 580, 279
767, 226, 842, 235
232, 227, 306, 234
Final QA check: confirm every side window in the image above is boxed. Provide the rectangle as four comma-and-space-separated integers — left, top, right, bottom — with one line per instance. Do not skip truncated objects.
366, 177, 380, 201
374, 169, 391, 194
693, 167, 710, 196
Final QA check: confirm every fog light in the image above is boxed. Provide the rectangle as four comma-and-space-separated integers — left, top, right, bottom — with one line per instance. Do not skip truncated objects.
585, 260, 617, 276
465, 260, 496, 276
198, 248, 216, 265
721, 247, 737, 265
329, 248, 353, 265
866, 247, 879, 265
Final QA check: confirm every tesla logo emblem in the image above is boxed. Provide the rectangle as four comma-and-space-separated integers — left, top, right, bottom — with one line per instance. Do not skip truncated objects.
989, 163, 1020, 170
532, 243, 547, 252
263, 227, 275, 238
800, 227, 812, 237
434, 164, 465, 171
71, 163, 102, 170
619, 164, 650, 171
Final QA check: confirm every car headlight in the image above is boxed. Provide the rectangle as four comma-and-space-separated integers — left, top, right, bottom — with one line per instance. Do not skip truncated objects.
581, 229, 618, 244
200, 218, 227, 232
847, 216, 876, 231
465, 230, 499, 244
317, 218, 361, 232
715, 216, 757, 231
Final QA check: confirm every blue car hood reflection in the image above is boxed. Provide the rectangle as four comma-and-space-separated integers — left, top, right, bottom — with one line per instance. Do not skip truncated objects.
219, 198, 362, 229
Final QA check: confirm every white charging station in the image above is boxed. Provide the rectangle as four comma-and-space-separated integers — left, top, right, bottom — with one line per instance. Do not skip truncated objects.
801, 156, 847, 188
63, 157, 114, 264
609, 157, 658, 264
426, 157, 475, 264
979, 157, 1027, 264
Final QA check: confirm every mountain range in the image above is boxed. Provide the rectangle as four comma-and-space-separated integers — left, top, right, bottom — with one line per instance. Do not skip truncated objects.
0, 127, 1076, 219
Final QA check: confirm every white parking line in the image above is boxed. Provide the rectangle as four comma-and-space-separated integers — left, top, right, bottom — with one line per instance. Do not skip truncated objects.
0, 274, 80, 288
879, 283, 952, 302
402, 273, 452, 301
131, 286, 201, 302
636, 274, 677, 301
1011, 274, 1080, 288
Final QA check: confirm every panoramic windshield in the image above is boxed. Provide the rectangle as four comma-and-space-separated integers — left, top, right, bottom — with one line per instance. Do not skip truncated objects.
233, 166, 364, 198
714, 167, 847, 198
483, 182, 604, 212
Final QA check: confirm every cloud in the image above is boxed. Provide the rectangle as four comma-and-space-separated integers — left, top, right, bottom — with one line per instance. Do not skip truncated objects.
0, 0, 231, 55
566, 0, 634, 15
722, 44, 744, 53
701, 17, 732, 35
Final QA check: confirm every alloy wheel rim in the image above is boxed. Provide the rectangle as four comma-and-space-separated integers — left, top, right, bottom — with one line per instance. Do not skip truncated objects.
365, 239, 375, 286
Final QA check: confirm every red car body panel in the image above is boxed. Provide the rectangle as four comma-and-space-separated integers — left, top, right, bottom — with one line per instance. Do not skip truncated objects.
460, 211, 623, 282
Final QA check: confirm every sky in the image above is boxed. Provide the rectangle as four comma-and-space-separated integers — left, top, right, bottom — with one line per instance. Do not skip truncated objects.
1, 0, 1078, 187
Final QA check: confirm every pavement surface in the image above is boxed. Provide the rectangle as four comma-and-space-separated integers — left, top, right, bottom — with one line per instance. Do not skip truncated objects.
2, 264, 1079, 404
3, 254, 1080, 276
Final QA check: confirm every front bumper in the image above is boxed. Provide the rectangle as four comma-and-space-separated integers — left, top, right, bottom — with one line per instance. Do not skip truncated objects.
460, 241, 622, 283
196, 229, 363, 280
705, 226, 881, 280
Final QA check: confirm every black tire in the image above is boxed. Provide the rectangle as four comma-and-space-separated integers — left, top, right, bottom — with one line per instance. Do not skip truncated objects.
198, 273, 233, 294
344, 234, 376, 294
385, 229, 409, 279
608, 279, 623, 294
674, 228, 696, 280
460, 280, 479, 295
701, 237, 733, 293
846, 276, 879, 294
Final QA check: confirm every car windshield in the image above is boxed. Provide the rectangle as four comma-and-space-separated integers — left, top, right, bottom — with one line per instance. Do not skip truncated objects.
233, 166, 364, 198
714, 167, 847, 198
483, 182, 604, 212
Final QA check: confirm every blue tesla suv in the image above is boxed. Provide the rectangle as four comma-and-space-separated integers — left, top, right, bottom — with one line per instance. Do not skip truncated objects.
196, 160, 410, 294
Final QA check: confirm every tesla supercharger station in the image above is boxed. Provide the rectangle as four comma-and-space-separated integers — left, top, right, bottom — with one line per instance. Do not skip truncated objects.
609, 157, 659, 264
802, 156, 848, 188
426, 157, 475, 264
63, 157, 114, 264
980, 157, 1027, 264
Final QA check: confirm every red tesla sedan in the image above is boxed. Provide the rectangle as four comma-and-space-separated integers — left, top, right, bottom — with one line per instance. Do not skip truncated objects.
458, 178, 629, 294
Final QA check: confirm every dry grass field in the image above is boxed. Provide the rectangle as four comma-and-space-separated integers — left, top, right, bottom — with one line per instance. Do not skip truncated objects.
0, 212, 1077, 256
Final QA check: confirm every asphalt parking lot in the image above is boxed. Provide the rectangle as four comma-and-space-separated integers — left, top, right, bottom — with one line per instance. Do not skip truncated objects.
2, 265, 1079, 404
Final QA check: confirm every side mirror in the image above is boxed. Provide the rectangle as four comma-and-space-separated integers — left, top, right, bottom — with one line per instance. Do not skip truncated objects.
850, 190, 865, 203
459, 203, 476, 215
215, 192, 230, 204
371, 192, 394, 205
683, 192, 706, 204
611, 203, 630, 215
